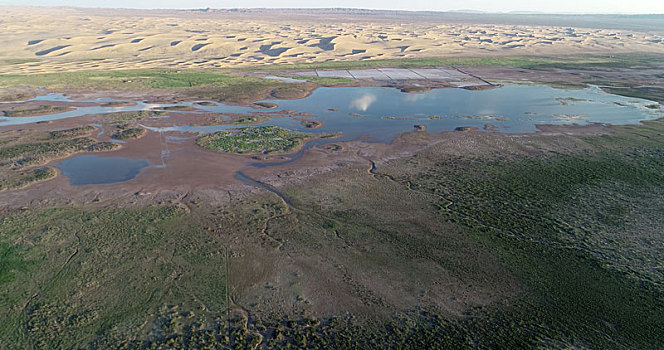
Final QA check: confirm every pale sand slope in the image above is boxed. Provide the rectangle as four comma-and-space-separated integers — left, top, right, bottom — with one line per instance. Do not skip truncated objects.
1, 7, 664, 74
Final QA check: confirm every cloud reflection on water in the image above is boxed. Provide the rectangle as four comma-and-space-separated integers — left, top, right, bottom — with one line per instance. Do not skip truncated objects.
350, 94, 377, 111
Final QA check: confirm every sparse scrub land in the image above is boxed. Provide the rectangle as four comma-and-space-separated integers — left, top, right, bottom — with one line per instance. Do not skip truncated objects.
254, 102, 278, 109
158, 105, 195, 111
197, 126, 323, 154
103, 110, 165, 122
299, 119, 324, 128
0, 137, 96, 169
0, 88, 37, 102
0, 167, 56, 191
0, 126, 117, 190
2, 105, 73, 117
85, 141, 119, 152
49, 125, 97, 139
100, 101, 136, 107
86, 118, 664, 347
111, 125, 146, 140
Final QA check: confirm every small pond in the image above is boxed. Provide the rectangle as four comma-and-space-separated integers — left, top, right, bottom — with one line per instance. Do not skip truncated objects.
56, 155, 149, 185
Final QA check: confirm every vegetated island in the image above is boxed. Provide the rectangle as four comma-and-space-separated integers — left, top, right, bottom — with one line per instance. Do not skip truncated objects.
196, 125, 335, 155
2, 105, 74, 117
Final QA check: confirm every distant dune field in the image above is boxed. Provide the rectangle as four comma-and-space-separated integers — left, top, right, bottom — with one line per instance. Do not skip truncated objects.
1, 6, 664, 74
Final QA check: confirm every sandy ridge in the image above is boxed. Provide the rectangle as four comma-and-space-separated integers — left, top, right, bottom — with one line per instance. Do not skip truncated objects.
1, 7, 664, 74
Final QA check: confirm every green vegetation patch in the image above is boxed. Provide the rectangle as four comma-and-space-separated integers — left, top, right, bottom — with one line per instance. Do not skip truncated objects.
0, 70, 239, 90
228, 114, 274, 125
0, 69, 322, 104
197, 126, 318, 154
0, 242, 36, 285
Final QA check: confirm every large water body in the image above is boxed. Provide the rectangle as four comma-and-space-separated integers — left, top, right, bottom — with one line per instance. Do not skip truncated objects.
4, 84, 662, 184
3, 85, 661, 144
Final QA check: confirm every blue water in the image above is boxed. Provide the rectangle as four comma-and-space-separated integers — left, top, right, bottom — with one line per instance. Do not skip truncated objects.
143, 85, 663, 143
56, 155, 149, 185
8, 84, 661, 185
2, 85, 661, 141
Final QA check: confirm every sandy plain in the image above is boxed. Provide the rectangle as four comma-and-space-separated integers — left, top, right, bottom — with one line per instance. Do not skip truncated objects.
2, 6, 664, 74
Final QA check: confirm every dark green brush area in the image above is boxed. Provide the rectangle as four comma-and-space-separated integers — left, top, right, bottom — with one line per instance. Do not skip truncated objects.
197, 126, 320, 154
0, 206, 227, 349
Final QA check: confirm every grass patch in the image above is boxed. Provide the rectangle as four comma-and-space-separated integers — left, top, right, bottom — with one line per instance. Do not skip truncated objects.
0, 242, 37, 286
0, 71, 312, 105
0, 206, 227, 348
247, 54, 664, 71
0, 70, 241, 90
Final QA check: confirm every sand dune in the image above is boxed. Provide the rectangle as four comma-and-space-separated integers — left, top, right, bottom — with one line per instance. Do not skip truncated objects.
1, 6, 664, 74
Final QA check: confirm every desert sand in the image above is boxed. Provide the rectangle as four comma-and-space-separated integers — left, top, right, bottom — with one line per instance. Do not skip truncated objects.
1, 6, 664, 74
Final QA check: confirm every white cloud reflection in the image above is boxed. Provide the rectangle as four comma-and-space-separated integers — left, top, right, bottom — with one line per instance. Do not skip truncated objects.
403, 93, 428, 103
349, 94, 377, 111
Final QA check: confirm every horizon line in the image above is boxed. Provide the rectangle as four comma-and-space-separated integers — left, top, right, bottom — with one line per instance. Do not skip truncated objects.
2, 5, 664, 16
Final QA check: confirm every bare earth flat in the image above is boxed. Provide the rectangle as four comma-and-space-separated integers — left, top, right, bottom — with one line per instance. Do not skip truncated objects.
1, 6, 664, 74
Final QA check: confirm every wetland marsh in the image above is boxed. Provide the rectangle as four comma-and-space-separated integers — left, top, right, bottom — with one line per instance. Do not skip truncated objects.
4, 82, 662, 186
5, 4, 664, 347
2, 52, 664, 349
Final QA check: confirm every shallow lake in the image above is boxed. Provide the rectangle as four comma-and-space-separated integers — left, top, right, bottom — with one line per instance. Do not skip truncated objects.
2, 85, 661, 142
149, 85, 661, 142
55, 155, 149, 185
7, 84, 662, 185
